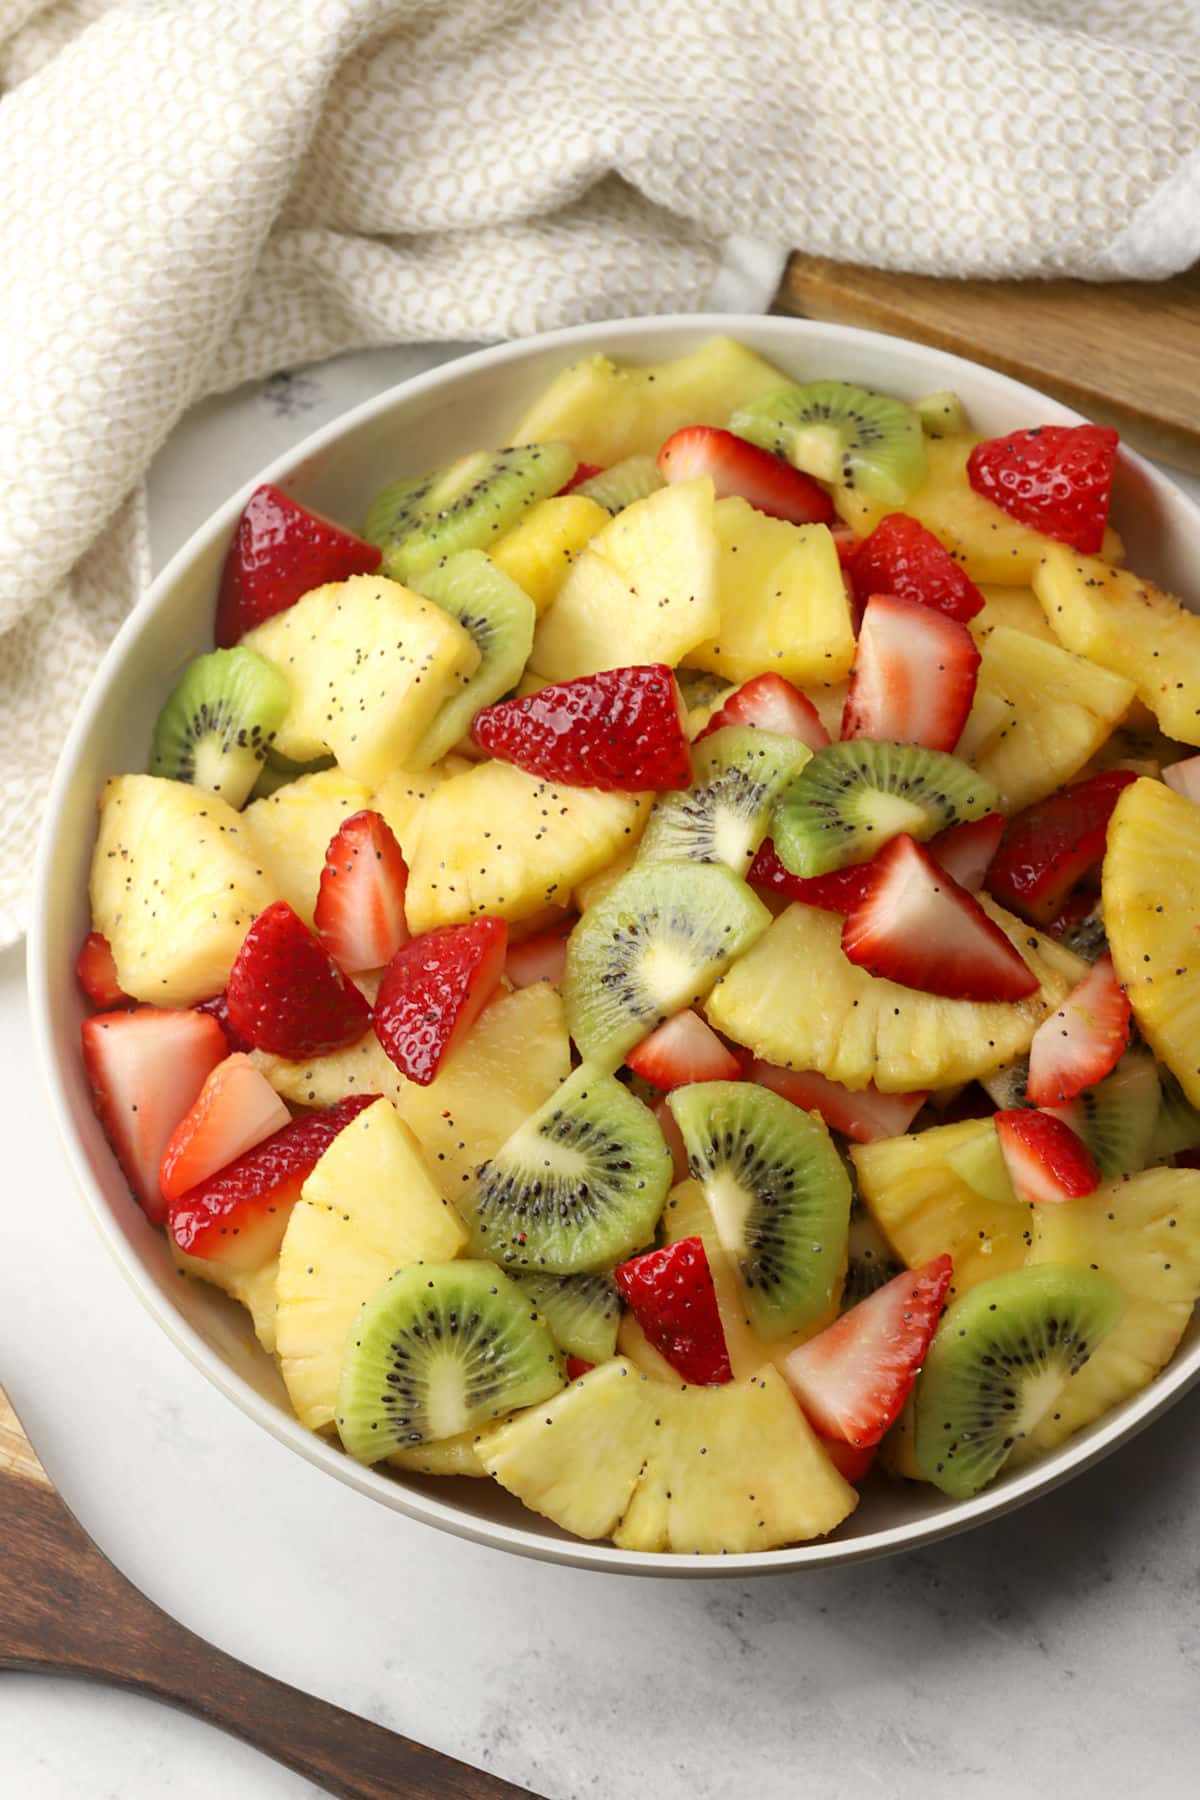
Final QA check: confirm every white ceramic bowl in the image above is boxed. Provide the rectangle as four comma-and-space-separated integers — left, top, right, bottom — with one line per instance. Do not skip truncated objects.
28, 314, 1200, 1577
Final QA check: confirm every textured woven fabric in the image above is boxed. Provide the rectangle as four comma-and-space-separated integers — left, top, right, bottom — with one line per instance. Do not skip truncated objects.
2, 0, 1198, 941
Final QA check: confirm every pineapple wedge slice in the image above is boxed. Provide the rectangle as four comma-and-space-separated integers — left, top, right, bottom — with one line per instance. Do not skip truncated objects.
1033, 545, 1200, 746
529, 480, 719, 681
371, 755, 473, 868
969, 586, 1059, 648
705, 900, 1084, 1093
171, 1243, 280, 1356
482, 1358, 856, 1552
90, 774, 276, 1005
388, 1429, 498, 1478
243, 769, 372, 927
489, 495, 610, 613
276, 1097, 467, 1433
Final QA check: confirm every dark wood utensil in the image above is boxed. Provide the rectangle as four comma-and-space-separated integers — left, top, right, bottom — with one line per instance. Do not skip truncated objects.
0, 1382, 538, 1800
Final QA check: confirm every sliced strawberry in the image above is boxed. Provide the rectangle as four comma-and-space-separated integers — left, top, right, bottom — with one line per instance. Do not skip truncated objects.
819, 1437, 877, 1484
987, 770, 1137, 926
472, 664, 691, 791
1025, 956, 1130, 1107
613, 1236, 732, 1386
751, 1061, 926, 1145
626, 1009, 742, 1091
226, 901, 372, 1060
658, 426, 834, 526
565, 1356, 596, 1380
75, 932, 130, 1010
967, 424, 1118, 554
994, 1108, 1101, 1204
81, 1008, 227, 1222
747, 839, 876, 914
927, 812, 1005, 892
1163, 755, 1200, 805
842, 834, 1038, 1002
215, 484, 381, 648
159, 1052, 291, 1204
841, 593, 980, 753
505, 923, 573, 989
195, 990, 252, 1053
373, 917, 507, 1086
654, 1097, 691, 1184
168, 1093, 377, 1268
846, 513, 984, 622
314, 809, 409, 976
556, 461, 600, 496
695, 673, 830, 750
783, 1256, 953, 1447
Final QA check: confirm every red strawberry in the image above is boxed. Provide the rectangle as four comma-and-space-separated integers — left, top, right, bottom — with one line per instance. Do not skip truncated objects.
159, 1052, 291, 1203
994, 1108, 1101, 1204
751, 1061, 926, 1145
75, 932, 130, 1010
927, 812, 1005, 892
626, 1009, 742, 1091
846, 513, 984, 622
654, 1097, 691, 1184
556, 462, 601, 496
505, 923, 573, 989
820, 1438, 877, 1484
613, 1236, 732, 1385
168, 1093, 377, 1268
226, 901, 372, 1059
966, 424, 1119, 554
81, 1008, 227, 1222
1045, 887, 1101, 943
783, 1256, 953, 1447
565, 1356, 596, 1380
842, 834, 1038, 1002
472, 664, 691, 791
215, 484, 381, 648
314, 809, 409, 975
747, 839, 876, 914
987, 770, 1137, 925
695, 673, 830, 750
196, 989, 252, 1053
841, 592, 980, 753
1025, 955, 1130, 1107
658, 426, 834, 525
373, 917, 507, 1086
1163, 755, 1200, 805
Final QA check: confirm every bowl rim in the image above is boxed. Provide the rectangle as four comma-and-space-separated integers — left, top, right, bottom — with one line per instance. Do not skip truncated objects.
28, 311, 1200, 1577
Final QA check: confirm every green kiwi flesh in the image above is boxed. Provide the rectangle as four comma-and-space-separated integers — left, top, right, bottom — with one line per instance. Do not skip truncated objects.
637, 726, 811, 876
1148, 1069, 1200, 1160
512, 1272, 621, 1363
913, 1264, 1125, 1498
675, 669, 734, 711
842, 1194, 904, 1309
364, 443, 576, 581
731, 379, 927, 505
149, 647, 289, 809
335, 1260, 564, 1461
575, 455, 664, 513
409, 550, 535, 766
1043, 1049, 1161, 1179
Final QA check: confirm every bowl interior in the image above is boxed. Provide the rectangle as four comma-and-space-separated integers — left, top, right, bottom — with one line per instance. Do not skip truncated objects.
30, 314, 1200, 1574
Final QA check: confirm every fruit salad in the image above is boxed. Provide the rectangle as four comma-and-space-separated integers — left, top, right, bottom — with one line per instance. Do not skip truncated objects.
76, 337, 1200, 1556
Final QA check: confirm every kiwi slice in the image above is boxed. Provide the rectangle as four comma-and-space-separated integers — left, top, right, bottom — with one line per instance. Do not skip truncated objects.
667, 1081, 852, 1338
842, 1194, 904, 1309
565, 861, 770, 1071
637, 726, 811, 876
336, 1260, 564, 1461
1148, 1068, 1200, 1160
409, 550, 535, 765
466, 1064, 672, 1273
1044, 1049, 1161, 1179
980, 1056, 1030, 1111
512, 1272, 620, 1363
575, 455, 664, 513
731, 380, 927, 505
914, 390, 967, 436
149, 647, 289, 809
250, 744, 336, 799
364, 443, 576, 582
912, 1264, 1125, 1498
772, 742, 998, 879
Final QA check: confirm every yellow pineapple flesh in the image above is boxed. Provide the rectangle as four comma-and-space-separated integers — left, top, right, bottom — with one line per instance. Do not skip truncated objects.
171, 1243, 280, 1356
489, 495, 610, 613
369, 755, 473, 868
969, 586, 1058, 648
242, 769, 372, 926
388, 1427, 499, 1478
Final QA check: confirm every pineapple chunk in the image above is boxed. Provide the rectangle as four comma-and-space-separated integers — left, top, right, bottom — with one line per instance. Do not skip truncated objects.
573, 848, 638, 913
682, 502, 855, 686
530, 480, 719, 680
969, 586, 1058, 647
1024, 1167, 1200, 1451
705, 900, 1084, 1093
405, 759, 649, 931
512, 337, 790, 465
171, 1244, 279, 1356
489, 495, 610, 613
276, 1098, 467, 1433
835, 436, 1123, 585
955, 625, 1134, 811
90, 774, 276, 1006
243, 769, 371, 927
243, 575, 479, 783
482, 1357, 856, 1552
370, 755, 472, 867
251, 1034, 409, 1111
388, 1429, 497, 1478
1033, 546, 1200, 746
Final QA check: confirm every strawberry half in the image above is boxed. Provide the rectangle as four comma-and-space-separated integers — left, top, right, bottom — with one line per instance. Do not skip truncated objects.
1025, 955, 1130, 1107
695, 673, 830, 750
841, 592, 980, 753
314, 809, 409, 975
471, 664, 691, 791
747, 839, 876, 914
75, 932, 130, 1010
626, 1009, 742, 1091
994, 1108, 1101, 1204
226, 901, 372, 1059
215, 484, 381, 648
927, 812, 1005, 892
613, 1236, 732, 1385
751, 1061, 926, 1145
783, 1256, 953, 1447
986, 770, 1137, 926
159, 1052, 291, 1203
505, 923, 573, 990
373, 916, 507, 1086
967, 424, 1119, 554
168, 1093, 377, 1268
846, 513, 984, 622
81, 1008, 228, 1222
841, 834, 1038, 1002
819, 1438, 877, 1484
657, 426, 834, 526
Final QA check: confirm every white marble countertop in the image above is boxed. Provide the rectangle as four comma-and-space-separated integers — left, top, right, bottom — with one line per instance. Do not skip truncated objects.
4, 343, 1200, 1799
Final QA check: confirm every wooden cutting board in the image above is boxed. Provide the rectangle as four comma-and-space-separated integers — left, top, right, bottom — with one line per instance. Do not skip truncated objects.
775, 255, 1200, 473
